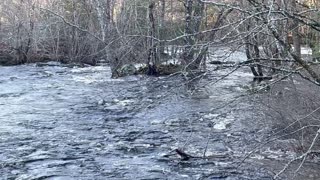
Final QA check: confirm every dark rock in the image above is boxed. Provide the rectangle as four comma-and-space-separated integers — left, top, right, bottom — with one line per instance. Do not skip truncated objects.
114, 64, 137, 77
137, 63, 182, 76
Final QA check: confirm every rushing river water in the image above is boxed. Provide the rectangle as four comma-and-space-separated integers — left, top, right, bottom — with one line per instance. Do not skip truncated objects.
0, 62, 319, 180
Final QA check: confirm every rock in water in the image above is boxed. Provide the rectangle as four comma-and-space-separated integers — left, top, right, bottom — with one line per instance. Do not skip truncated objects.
118, 64, 137, 77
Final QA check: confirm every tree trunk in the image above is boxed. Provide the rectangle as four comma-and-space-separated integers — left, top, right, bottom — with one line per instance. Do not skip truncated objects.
183, 0, 205, 71
245, 40, 259, 77
291, 0, 301, 59
93, 0, 106, 42
253, 35, 263, 77
147, 1, 158, 75
159, 0, 166, 56
183, 0, 194, 69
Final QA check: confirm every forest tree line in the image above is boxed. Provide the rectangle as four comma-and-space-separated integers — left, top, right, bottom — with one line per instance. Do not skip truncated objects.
0, 0, 320, 83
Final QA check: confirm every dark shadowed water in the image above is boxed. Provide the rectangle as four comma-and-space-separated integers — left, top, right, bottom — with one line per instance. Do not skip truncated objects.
0, 61, 319, 180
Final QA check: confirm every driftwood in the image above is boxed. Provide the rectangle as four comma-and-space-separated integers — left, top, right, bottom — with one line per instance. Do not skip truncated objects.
175, 149, 194, 161
171, 149, 229, 161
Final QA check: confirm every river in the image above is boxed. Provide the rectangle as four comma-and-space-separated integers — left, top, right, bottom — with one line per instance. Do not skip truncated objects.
0, 61, 319, 179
